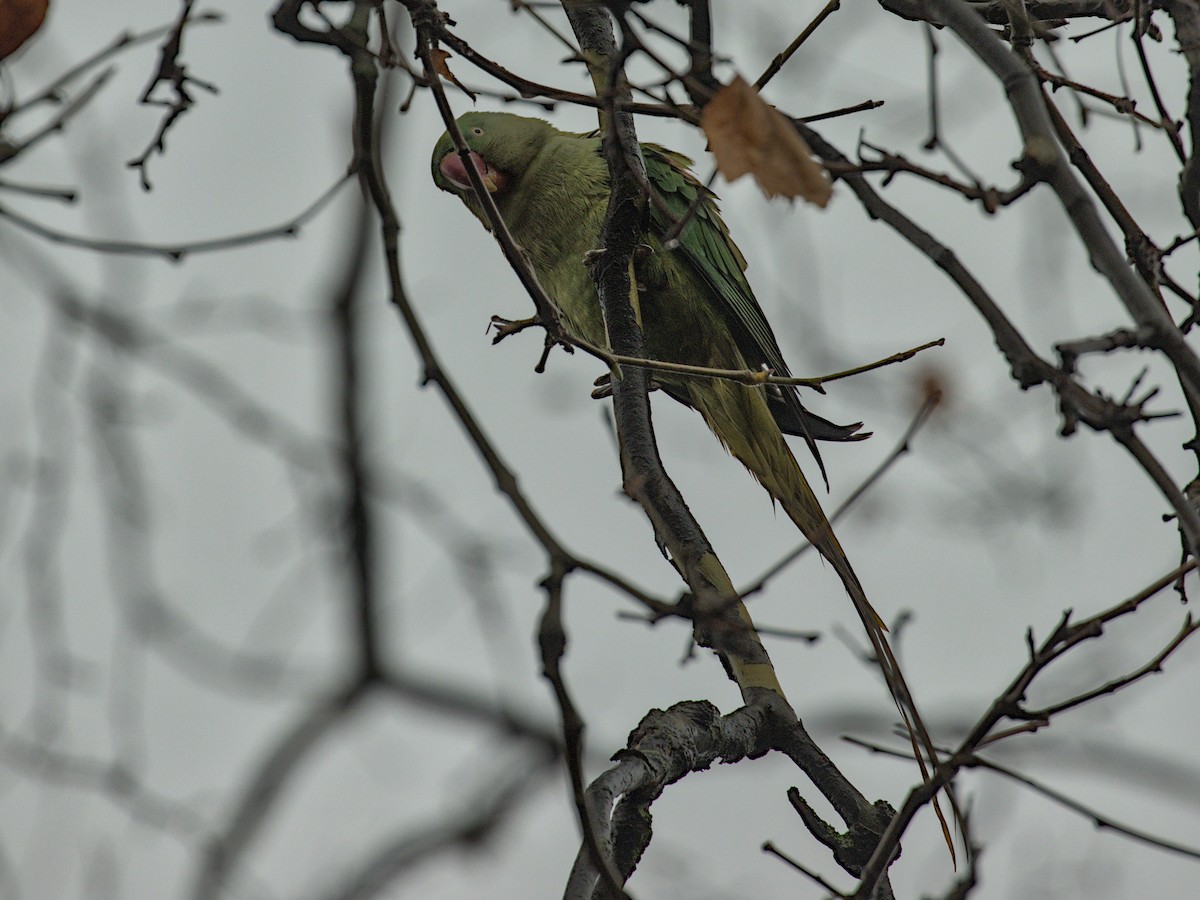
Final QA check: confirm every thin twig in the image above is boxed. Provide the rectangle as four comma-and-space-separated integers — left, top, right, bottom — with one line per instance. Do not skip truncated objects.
741, 391, 942, 599
0, 173, 352, 260
755, 0, 842, 90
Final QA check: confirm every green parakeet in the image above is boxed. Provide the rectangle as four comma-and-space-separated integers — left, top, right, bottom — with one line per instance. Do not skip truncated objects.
431, 111, 896, 694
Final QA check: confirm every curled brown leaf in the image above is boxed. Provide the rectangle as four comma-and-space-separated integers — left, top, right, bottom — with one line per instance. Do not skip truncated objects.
701, 75, 832, 206
431, 48, 477, 102
0, 0, 50, 61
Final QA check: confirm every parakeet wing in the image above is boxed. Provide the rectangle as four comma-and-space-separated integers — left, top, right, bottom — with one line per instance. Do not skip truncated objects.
642, 146, 866, 460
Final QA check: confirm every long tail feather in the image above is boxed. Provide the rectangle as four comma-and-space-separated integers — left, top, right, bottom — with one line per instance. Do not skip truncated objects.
690, 379, 955, 861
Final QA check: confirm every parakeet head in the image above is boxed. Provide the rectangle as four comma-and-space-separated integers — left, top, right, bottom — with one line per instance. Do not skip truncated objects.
431, 112, 555, 199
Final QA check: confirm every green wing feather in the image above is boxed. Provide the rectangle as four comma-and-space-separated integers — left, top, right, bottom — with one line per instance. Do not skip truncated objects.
640, 145, 865, 474
642, 146, 788, 376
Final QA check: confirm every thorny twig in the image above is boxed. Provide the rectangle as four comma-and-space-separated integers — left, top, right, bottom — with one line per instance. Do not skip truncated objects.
127, 1, 220, 190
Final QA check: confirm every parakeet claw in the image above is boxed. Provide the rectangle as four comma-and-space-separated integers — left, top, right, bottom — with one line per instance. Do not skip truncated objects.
591, 372, 660, 399
751, 366, 775, 384
632, 242, 667, 291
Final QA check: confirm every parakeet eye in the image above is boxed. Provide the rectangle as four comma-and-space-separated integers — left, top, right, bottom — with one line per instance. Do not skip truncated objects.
470, 127, 484, 136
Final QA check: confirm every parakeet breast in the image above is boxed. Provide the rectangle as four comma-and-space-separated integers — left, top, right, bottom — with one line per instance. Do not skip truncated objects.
490, 136, 613, 349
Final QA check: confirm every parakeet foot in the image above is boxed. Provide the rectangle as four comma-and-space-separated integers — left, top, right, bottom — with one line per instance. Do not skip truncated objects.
591, 372, 661, 399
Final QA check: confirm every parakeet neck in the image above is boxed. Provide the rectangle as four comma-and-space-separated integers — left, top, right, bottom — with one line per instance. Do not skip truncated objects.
495, 137, 609, 274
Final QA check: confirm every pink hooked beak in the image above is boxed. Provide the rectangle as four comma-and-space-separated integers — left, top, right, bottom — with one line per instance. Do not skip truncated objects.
439, 149, 509, 194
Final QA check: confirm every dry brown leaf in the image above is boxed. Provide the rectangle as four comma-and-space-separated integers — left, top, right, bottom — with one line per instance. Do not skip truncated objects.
430, 48, 477, 101
700, 75, 832, 207
0, 0, 50, 61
